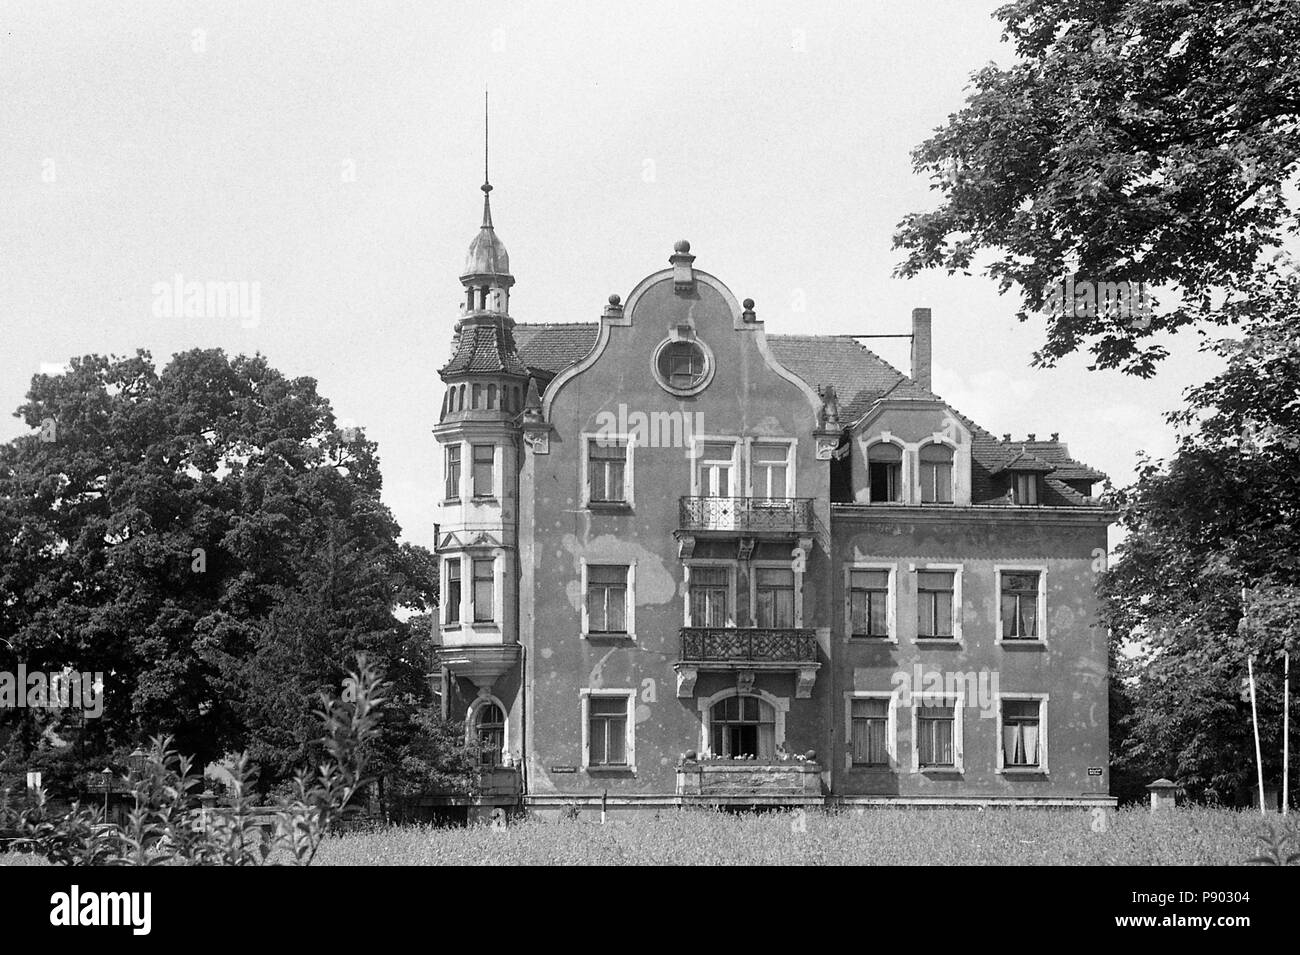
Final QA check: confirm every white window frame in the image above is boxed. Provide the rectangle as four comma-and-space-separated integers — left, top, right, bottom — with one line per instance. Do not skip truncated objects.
683, 560, 737, 628
689, 436, 741, 498
469, 553, 499, 626
443, 441, 463, 502
697, 687, 790, 757
466, 693, 510, 761
917, 439, 957, 505
470, 442, 498, 500
994, 565, 1049, 645
910, 689, 965, 773
750, 559, 802, 629
864, 435, 909, 504
442, 554, 465, 628
746, 437, 796, 499
579, 558, 636, 640
914, 563, 963, 644
844, 562, 897, 642
580, 688, 636, 772
580, 431, 635, 508
843, 689, 899, 770
995, 692, 1049, 774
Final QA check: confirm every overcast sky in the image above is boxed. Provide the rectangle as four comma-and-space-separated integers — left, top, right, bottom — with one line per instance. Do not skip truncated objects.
1, 1, 1227, 551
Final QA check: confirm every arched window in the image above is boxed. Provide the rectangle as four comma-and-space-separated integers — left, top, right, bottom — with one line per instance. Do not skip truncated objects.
475, 703, 505, 767
709, 695, 776, 759
919, 443, 954, 503
867, 442, 903, 503
487, 383, 497, 410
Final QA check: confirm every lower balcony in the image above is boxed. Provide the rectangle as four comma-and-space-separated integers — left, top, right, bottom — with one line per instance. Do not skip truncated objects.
676, 759, 823, 804
675, 627, 821, 699
477, 765, 521, 799
435, 644, 520, 689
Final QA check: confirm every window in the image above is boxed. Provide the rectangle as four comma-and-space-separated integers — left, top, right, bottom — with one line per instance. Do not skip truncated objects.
472, 559, 494, 623
709, 695, 776, 759
586, 564, 628, 634
919, 443, 954, 503
755, 567, 795, 628
588, 438, 627, 503
472, 383, 481, 409
1001, 699, 1042, 769
751, 444, 789, 499
1000, 571, 1041, 640
851, 698, 890, 767
917, 703, 956, 768
475, 703, 505, 767
444, 444, 461, 500
917, 570, 955, 638
486, 384, 497, 410
868, 443, 902, 503
587, 696, 628, 767
472, 445, 494, 498
689, 567, 730, 627
696, 443, 734, 498
1014, 473, 1039, 505
445, 560, 461, 625
849, 569, 891, 638
656, 339, 709, 392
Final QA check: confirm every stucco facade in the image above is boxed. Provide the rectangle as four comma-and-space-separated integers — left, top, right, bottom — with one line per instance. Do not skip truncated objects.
433, 184, 1115, 815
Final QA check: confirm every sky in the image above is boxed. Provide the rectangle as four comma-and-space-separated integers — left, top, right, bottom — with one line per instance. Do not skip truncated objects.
0, 0, 1228, 553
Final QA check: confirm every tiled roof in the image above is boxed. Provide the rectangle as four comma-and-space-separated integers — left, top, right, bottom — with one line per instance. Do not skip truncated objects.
512, 321, 1104, 505
440, 318, 528, 377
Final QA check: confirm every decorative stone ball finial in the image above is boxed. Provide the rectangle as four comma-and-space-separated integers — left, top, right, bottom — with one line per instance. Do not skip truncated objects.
674, 239, 691, 254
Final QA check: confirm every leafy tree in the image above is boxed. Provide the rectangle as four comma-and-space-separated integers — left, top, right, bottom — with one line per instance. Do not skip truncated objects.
894, 0, 1300, 375
1101, 271, 1300, 799
0, 348, 458, 791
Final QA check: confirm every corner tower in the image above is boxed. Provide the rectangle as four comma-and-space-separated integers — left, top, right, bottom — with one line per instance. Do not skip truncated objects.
432, 110, 526, 769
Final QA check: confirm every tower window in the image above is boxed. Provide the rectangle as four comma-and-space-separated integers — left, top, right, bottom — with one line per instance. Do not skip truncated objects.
472, 559, 495, 623
472, 445, 495, 498
475, 703, 505, 767
445, 444, 461, 500
445, 560, 461, 625
472, 383, 482, 409
487, 384, 497, 410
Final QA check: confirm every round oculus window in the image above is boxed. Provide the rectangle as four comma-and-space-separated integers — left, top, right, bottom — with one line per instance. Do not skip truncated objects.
652, 338, 713, 395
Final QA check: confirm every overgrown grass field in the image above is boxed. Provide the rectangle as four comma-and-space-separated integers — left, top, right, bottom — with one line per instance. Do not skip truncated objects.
311, 806, 1270, 866
0, 806, 1280, 865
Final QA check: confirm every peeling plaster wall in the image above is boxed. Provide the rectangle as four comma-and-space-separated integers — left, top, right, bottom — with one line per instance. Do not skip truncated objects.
831, 512, 1111, 798
521, 273, 832, 797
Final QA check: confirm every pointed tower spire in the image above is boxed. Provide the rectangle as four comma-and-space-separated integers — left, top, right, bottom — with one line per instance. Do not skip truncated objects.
480, 88, 494, 228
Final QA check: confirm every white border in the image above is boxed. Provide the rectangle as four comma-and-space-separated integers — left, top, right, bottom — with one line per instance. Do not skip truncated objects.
995, 692, 1049, 774
579, 557, 636, 640
910, 690, 965, 773
914, 563, 963, 643
843, 689, 899, 770
844, 562, 897, 642
994, 565, 1049, 645
580, 431, 636, 508
580, 688, 636, 772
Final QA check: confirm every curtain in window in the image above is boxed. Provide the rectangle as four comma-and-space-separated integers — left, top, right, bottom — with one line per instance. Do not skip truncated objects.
690, 567, 728, 627
918, 708, 954, 766
851, 699, 889, 764
756, 568, 794, 628
587, 565, 627, 632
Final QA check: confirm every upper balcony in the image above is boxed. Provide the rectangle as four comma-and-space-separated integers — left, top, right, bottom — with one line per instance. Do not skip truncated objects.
678, 496, 814, 537
675, 626, 821, 699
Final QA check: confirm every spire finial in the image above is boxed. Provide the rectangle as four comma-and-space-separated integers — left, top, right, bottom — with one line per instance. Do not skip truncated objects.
482, 88, 491, 195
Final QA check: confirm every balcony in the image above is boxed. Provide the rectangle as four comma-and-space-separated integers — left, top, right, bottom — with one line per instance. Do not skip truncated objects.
675, 627, 821, 699
678, 497, 814, 536
676, 759, 823, 804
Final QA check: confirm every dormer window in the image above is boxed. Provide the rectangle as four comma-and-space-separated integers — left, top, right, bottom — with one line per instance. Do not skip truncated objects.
867, 443, 903, 503
1013, 473, 1039, 505
919, 443, 954, 504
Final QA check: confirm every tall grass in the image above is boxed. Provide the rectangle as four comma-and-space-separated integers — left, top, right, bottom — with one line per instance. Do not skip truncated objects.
310, 806, 1267, 866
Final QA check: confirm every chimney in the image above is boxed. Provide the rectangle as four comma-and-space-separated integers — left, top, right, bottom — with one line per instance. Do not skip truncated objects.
910, 308, 932, 392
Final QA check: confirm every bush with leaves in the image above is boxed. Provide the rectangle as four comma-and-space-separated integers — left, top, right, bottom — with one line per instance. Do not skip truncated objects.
0, 655, 385, 865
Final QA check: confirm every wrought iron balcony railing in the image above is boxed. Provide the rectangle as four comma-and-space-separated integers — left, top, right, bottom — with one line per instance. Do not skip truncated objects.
678, 496, 814, 534
679, 627, 818, 664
